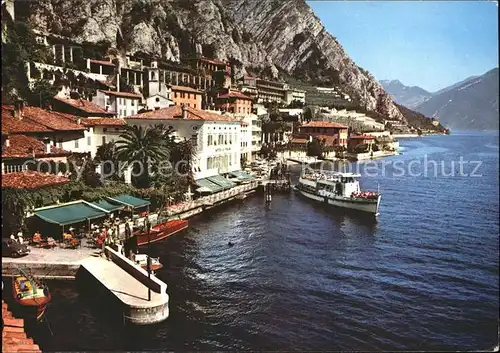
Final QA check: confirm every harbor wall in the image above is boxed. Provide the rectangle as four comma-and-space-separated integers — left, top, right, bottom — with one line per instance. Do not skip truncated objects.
104, 246, 167, 294
2, 261, 80, 280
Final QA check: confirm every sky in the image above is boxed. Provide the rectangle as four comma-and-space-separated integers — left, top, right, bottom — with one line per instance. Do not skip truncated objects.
307, 1, 499, 92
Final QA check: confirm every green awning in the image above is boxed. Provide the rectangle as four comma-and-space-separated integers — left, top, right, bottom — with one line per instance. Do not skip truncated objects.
105, 194, 151, 209
196, 178, 224, 193
229, 170, 256, 181
207, 175, 236, 189
34, 201, 107, 226
90, 199, 124, 213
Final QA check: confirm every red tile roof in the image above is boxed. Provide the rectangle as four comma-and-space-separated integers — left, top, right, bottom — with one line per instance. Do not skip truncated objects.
301, 121, 348, 129
100, 90, 142, 99
2, 135, 71, 158
291, 137, 308, 144
2, 301, 42, 353
2, 171, 70, 190
170, 85, 203, 94
89, 59, 115, 67
2, 105, 84, 134
81, 118, 126, 126
349, 135, 375, 140
54, 96, 114, 115
126, 105, 240, 123
217, 92, 252, 100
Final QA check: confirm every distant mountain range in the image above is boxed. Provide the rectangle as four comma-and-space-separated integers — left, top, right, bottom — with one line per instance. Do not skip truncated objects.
381, 68, 499, 130
379, 79, 433, 109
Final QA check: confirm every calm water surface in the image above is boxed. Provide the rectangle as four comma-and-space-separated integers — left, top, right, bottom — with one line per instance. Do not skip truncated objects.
31, 132, 499, 351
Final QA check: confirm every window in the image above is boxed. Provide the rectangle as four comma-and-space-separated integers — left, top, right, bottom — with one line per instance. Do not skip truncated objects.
194, 104, 196, 109
87, 136, 91, 146
155, 107, 160, 110
58, 139, 63, 148
187, 93, 191, 99
74, 140, 79, 148
181, 92, 185, 98
218, 134, 223, 145
103, 128, 108, 133
156, 97, 160, 102
207, 134, 213, 146
174, 92, 178, 98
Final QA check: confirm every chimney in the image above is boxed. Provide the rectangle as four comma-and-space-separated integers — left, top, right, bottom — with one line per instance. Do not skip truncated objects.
182, 104, 188, 119
44, 139, 51, 154
4, 136, 10, 148
13, 100, 24, 119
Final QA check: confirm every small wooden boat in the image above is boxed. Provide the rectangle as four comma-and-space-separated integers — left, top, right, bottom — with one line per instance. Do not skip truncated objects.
12, 270, 51, 322
133, 254, 163, 273
135, 219, 188, 246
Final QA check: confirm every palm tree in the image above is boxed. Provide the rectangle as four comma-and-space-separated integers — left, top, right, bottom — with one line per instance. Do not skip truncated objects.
115, 125, 171, 188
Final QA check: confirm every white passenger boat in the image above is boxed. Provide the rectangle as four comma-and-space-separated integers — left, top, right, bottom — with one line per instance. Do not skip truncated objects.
294, 169, 381, 216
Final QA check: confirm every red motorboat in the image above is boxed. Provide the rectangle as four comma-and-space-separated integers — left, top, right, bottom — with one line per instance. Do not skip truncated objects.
135, 219, 188, 246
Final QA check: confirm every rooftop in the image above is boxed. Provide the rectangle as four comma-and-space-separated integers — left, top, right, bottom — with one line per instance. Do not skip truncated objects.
217, 91, 252, 100
81, 118, 126, 127
170, 85, 203, 94
349, 135, 375, 140
301, 121, 348, 129
100, 90, 143, 99
54, 96, 114, 115
126, 105, 241, 123
89, 59, 115, 67
2, 171, 70, 189
2, 105, 85, 134
2, 135, 71, 158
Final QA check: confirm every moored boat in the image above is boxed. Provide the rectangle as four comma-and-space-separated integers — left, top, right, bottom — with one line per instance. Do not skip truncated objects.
294, 169, 382, 216
133, 254, 163, 273
11, 270, 51, 322
134, 219, 188, 246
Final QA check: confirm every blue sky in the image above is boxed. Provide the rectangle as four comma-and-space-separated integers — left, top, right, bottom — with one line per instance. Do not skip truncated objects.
307, 1, 498, 92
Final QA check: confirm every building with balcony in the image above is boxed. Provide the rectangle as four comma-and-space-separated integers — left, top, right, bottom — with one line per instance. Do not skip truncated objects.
171, 85, 203, 109
214, 91, 253, 115
92, 90, 142, 118
124, 105, 242, 182
284, 87, 306, 105
298, 121, 349, 147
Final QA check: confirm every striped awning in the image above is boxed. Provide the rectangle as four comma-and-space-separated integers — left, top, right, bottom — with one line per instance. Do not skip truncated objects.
206, 175, 236, 189
195, 178, 224, 193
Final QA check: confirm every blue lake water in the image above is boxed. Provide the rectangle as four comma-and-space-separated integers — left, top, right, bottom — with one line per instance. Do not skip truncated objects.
28, 132, 499, 351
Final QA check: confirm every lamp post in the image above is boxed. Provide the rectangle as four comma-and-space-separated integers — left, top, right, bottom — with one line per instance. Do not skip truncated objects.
146, 219, 151, 302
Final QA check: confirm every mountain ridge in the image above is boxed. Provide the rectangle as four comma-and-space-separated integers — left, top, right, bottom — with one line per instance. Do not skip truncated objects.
15, 0, 405, 121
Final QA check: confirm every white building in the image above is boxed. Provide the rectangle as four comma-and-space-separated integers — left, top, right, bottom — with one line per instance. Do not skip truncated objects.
124, 105, 242, 181
144, 60, 175, 111
92, 90, 143, 117
284, 87, 306, 105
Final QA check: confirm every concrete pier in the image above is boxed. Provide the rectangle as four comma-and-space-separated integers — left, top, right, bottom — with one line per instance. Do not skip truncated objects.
80, 247, 169, 325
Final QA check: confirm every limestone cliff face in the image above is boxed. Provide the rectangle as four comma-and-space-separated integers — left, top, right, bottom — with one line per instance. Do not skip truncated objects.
222, 0, 404, 121
22, 0, 404, 121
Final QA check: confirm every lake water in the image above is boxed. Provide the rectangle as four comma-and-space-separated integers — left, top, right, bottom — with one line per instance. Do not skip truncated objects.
29, 132, 500, 351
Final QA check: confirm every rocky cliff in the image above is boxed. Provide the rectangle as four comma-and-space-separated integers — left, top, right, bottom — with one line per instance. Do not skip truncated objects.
19, 0, 404, 121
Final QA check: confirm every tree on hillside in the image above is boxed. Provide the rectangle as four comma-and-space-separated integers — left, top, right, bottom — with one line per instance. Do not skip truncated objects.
307, 137, 325, 158
27, 79, 59, 108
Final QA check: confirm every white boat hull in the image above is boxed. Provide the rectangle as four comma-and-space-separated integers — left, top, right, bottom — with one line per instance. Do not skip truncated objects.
295, 187, 381, 216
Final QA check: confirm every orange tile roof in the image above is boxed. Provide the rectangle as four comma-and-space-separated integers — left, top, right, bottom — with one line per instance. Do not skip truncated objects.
54, 96, 113, 115
20, 108, 85, 131
291, 137, 308, 144
2, 135, 71, 158
170, 85, 203, 94
301, 121, 348, 129
89, 59, 115, 66
100, 90, 142, 99
2, 171, 70, 190
217, 92, 252, 100
81, 118, 126, 126
2, 105, 84, 134
315, 135, 336, 146
126, 105, 240, 123
349, 135, 375, 140
2, 301, 42, 353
